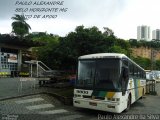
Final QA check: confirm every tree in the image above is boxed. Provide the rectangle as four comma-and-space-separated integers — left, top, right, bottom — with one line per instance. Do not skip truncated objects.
54, 26, 107, 69
155, 60, 160, 70
103, 27, 114, 37
55, 26, 130, 70
11, 14, 31, 38
30, 33, 60, 69
132, 56, 151, 69
108, 45, 128, 55
30, 26, 131, 70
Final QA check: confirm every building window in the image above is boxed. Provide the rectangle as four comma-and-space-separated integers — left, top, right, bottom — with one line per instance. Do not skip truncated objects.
1, 48, 18, 72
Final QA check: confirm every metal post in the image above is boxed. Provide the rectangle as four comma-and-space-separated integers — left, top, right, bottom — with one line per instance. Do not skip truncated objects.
30, 64, 32, 77
17, 50, 22, 72
0, 48, 1, 73
151, 48, 153, 70
37, 61, 38, 77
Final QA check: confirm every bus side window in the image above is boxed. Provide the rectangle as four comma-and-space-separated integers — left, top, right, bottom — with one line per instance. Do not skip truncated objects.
134, 66, 137, 78
132, 64, 135, 76
140, 70, 142, 78
129, 63, 133, 76
143, 71, 146, 79
137, 67, 139, 78
141, 71, 144, 78
123, 59, 128, 67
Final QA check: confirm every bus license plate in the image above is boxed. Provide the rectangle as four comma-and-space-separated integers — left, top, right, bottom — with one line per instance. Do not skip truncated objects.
89, 102, 97, 106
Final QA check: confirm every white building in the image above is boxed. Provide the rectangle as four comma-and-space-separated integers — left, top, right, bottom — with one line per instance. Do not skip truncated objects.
137, 25, 151, 41
152, 29, 160, 40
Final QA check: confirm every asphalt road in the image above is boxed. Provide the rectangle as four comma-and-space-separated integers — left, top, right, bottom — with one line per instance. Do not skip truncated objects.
0, 78, 160, 120
0, 91, 160, 120
0, 94, 93, 120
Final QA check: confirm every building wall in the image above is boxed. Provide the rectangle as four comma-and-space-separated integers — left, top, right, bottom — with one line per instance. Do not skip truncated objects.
152, 29, 160, 40
137, 25, 151, 41
0, 48, 18, 71
0, 47, 23, 77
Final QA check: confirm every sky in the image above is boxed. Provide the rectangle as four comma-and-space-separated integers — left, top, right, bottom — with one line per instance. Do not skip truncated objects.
0, 0, 160, 39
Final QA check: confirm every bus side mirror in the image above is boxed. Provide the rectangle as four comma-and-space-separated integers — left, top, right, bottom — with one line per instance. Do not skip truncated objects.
123, 67, 129, 79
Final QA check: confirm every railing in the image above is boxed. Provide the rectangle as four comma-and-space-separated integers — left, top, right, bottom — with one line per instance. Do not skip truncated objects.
36, 61, 53, 78
146, 80, 157, 95
37, 61, 51, 71
25, 60, 54, 78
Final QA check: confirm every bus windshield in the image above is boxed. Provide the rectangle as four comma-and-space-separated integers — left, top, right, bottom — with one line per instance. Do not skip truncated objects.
77, 59, 121, 90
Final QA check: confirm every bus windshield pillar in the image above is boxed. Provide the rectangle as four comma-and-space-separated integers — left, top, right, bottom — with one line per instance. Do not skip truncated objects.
122, 66, 129, 95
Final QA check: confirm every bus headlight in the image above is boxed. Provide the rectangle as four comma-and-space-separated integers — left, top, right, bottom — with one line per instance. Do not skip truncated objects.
107, 105, 115, 108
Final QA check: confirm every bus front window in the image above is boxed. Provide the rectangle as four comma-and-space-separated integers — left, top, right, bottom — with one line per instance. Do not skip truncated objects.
95, 59, 120, 90
77, 59, 121, 91
77, 60, 95, 87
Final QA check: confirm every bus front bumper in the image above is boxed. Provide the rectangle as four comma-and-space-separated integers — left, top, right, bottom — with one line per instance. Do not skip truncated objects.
73, 97, 123, 113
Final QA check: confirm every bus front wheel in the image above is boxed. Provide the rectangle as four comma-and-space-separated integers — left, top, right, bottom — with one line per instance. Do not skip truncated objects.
125, 94, 131, 112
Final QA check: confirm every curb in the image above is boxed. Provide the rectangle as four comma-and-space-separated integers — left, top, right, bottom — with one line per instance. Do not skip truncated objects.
0, 92, 73, 105
45, 92, 73, 105
0, 92, 45, 101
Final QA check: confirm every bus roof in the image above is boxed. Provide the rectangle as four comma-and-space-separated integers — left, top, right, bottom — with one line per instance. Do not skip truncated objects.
78, 53, 126, 59
79, 53, 145, 71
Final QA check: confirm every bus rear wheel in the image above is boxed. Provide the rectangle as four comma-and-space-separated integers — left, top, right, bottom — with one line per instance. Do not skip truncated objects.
125, 94, 131, 112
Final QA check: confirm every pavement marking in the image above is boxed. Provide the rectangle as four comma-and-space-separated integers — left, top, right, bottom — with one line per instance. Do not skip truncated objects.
58, 114, 83, 120
15, 98, 44, 104
39, 109, 68, 114
26, 104, 54, 110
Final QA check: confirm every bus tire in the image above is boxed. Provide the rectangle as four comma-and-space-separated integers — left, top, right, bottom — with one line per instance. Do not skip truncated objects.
125, 94, 131, 112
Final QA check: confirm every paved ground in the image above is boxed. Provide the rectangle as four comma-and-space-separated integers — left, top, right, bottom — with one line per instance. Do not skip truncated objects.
0, 94, 82, 120
126, 83, 160, 114
0, 78, 160, 120
0, 77, 71, 100
0, 77, 42, 99
0, 92, 160, 120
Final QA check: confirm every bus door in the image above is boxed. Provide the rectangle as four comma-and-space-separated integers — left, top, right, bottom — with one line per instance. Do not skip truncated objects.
121, 58, 129, 95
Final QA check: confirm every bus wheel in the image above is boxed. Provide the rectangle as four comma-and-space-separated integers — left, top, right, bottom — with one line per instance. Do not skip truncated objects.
125, 94, 131, 112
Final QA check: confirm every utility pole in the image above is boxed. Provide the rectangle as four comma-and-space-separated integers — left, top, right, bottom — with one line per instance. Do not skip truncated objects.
151, 48, 156, 70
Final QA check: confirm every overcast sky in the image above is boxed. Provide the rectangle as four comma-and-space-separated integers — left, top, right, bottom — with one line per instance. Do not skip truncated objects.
0, 0, 160, 39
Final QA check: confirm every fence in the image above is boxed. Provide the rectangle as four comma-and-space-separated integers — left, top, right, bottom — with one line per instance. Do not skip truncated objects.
146, 80, 157, 95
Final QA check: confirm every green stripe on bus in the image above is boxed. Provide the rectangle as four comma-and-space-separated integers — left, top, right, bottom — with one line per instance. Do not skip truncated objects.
92, 91, 107, 97
98, 91, 106, 97
134, 79, 139, 99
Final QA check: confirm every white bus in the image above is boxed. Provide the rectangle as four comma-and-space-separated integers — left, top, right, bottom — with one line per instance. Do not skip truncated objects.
73, 53, 146, 113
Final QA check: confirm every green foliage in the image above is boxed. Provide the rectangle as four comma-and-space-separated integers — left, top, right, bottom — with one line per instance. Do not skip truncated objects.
30, 33, 59, 69
131, 57, 160, 70
132, 56, 151, 70
33, 26, 160, 71
108, 45, 127, 55
103, 27, 114, 37
129, 39, 160, 49
155, 60, 160, 70
11, 14, 31, 38
51, 26, 130, 69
